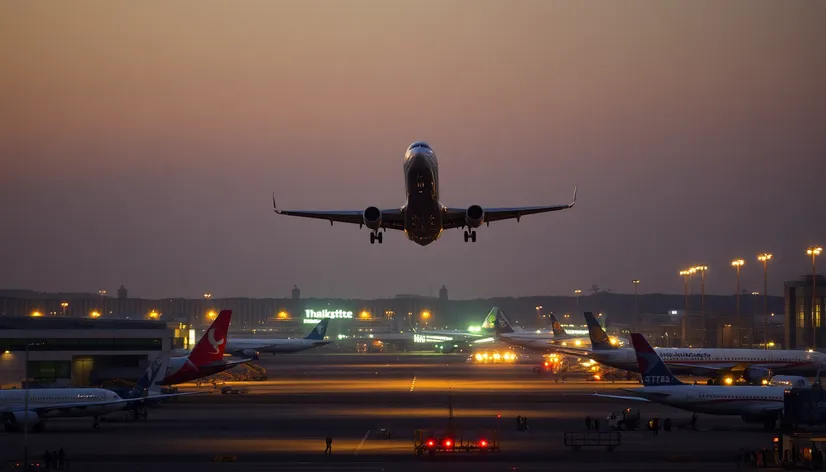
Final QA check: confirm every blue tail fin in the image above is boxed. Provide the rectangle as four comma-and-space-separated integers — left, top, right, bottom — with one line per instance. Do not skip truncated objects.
630, 333, 683, 386
129, 355, 170, 397
492, 308, 515, 335
583, 312, 614, 350
549, 313, 567, 337
305, 318, 330, 340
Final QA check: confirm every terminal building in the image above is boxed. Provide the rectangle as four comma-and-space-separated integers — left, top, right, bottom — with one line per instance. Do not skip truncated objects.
0, 316, 185, 388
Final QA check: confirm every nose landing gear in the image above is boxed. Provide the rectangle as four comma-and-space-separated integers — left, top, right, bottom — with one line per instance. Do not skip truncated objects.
463, 230, 477, 243
370, 231, 383, 244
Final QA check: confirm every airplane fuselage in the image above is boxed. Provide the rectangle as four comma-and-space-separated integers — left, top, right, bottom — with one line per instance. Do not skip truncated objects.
625, 385, 786, 417
227, 339, 331, 354
0, 389, 127, 420
590, 348, 824, 377
403, 143, 442, 246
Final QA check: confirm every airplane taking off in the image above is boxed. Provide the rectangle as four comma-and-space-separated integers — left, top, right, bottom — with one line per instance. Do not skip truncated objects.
226, 318, 332, 357
593, 333, 788, 429
561, 312, 826, 385
273, 141, 577, 246
159, 310, 254, 385
2, 355, 200, 432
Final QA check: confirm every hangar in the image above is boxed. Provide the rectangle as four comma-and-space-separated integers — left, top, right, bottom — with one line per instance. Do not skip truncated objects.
0, 316, 186, 388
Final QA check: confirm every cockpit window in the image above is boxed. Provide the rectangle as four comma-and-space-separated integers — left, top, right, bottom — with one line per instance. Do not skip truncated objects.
409, 142, 431, 150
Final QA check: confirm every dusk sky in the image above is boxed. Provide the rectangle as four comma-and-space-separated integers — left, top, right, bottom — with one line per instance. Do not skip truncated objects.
1, 1, 824, 300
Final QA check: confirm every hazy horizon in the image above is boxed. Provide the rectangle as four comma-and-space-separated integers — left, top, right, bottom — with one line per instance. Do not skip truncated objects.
1, 1, 824, 299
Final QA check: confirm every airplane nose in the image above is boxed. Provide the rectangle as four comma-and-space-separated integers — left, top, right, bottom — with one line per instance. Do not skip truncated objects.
406, 151, 429, 168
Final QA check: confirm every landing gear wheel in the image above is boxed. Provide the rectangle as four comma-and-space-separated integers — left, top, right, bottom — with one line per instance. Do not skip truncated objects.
370, 233, 375, 244
464, 230, 477, 243
93, 416, 100, 429
377, 232, 383, 244
464, 231, 469, 242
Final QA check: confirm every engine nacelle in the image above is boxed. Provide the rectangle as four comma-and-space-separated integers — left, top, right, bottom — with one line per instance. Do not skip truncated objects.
465, 205, 485, 228
363, 206, 382, 230
10, 410, 40, 427
743, 367, 773, 385
232, 349, 260, 361
769, 375, 810, 388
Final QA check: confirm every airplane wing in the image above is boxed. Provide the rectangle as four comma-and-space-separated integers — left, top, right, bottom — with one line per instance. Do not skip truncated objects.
592, 393, 652, 402
272, 195, 405, 230
665, 362, 749, 377
442, 186, 576, 229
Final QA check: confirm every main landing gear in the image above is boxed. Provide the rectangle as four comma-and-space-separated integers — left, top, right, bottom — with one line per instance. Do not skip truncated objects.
93, 415, 100, 429
370, 231, 383, 244
463, 230, 477, 243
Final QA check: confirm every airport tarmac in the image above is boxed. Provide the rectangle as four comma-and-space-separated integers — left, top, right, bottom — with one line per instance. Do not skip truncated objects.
1, 354, 777, 471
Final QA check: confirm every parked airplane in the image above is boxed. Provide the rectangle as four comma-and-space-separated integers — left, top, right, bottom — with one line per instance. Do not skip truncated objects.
2, 355, 200, 432
272, 141, 577, 246
159, 310, 254, 385
493, 308, 592, 352
593, 333, 788, 429
563, 312, 825, 384
226, 318, 331, 357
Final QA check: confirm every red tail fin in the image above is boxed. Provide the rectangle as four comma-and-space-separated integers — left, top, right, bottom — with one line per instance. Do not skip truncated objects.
188, 310, 232, 366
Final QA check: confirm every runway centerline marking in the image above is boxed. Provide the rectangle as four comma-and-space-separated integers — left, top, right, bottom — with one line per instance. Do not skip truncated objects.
410, 376, 416, 392
353, 429, 371, 455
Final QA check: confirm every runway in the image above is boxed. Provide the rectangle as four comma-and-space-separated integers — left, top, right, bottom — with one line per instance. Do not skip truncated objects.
1, 354, 778, 471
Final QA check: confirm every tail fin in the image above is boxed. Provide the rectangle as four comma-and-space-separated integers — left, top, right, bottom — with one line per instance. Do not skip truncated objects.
304, 318, 330, 340
188, 310, 232, 366
583, 312, 615, 350
630, 333, 683, 386
549, 313, 567, 337
481, 307, 499, 332
130, 354, 170, 397
493, 308, 516, 335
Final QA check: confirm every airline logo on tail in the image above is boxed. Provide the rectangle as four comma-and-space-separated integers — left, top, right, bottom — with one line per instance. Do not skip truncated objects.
188, 309, 233, 367
549, 313, 566, 337
583, 312, 612, 350
630, 333, 682, 386
305, 318, 330, 340
493, 308, 515, 334
481, 308, 499, 330
208, 328, 225, 354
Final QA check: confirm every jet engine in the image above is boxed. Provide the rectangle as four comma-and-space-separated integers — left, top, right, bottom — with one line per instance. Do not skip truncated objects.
465, 205, 485, 228
743, 367, 773, 385
363, 207, 382, 230
10, 410, 40, 427
231, 349, 260, 360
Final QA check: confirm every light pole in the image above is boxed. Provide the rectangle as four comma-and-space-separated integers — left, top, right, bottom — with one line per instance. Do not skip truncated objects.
632, 280, 640, 333
751, 292, 759, 347
60, 301, 68, 317
574, 290, 582, 316
535, 305, 542, 327
757, 253, 772, 349
679, 269, 691, 314
98, 290, 107, 317
694, 266, 708, 346
203, 293, 212, 325
23, 341, 42, 469
731, 259, 745, 347
808, 246, 822, 349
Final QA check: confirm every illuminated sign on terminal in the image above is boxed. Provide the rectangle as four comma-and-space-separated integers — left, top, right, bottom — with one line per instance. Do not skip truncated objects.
305, 309, 353, 319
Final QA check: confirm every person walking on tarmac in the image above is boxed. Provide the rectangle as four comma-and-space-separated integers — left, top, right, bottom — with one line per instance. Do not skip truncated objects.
664, 418, 672, 432
324, 436, 332, 455
44, 451, 52, 470
58, 448, 66, 469
652, 417, 660, 436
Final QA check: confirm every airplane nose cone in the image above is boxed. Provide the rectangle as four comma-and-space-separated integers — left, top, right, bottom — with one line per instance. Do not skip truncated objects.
405, 151, 429, 168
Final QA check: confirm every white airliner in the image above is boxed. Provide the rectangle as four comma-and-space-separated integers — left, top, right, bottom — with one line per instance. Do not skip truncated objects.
561, 312, 826, 384
225, 318, 331, 357
1, 356, 200, 432
492, 308, 592, 352
594, 333, 789, 429
273, 141, 577, 245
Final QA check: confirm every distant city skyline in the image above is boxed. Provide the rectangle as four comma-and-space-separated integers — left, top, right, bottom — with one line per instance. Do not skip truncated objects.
1, 1, 824, 299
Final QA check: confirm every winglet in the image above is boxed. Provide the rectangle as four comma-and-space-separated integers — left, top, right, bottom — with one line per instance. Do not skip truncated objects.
569, 185, 577, 208
272, 193, 280, 214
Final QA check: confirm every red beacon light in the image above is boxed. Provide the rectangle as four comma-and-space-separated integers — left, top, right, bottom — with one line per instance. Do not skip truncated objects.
444, 438, 453, 448
480, 439, 488, 448
426, 439, 435, 447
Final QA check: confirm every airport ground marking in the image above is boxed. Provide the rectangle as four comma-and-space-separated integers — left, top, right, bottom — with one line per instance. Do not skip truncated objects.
353, 429, 372, 455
